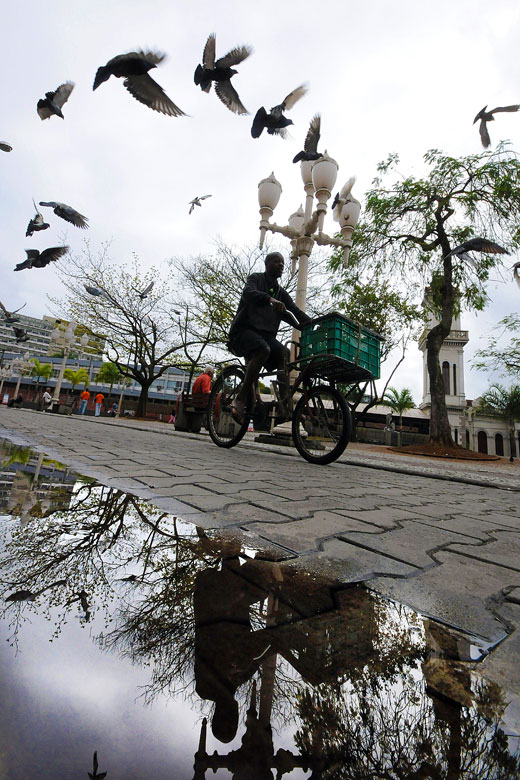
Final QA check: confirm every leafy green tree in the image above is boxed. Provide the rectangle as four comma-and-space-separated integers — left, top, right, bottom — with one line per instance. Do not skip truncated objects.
473, 314, 520, 378
30, 359, 53, 401
339, 144, 520, 446
63, 368, 90, 401
95, 361, 121, 397
53, 242, 200, 417
383, 387, 416, 430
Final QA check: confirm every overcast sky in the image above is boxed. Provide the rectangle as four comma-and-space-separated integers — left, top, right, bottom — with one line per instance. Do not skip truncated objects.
1, 0, 519, 402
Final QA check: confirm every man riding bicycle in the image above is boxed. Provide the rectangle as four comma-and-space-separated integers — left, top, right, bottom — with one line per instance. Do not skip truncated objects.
228, 251, 311, 424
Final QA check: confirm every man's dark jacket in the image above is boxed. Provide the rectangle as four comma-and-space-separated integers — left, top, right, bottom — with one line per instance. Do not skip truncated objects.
229, 272, 310, 342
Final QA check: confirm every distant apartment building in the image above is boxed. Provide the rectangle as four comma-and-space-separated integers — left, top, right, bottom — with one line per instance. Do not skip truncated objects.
0, 313, 104, 359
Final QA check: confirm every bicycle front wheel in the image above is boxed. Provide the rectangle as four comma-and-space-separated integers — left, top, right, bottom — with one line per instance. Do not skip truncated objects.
207, 366, 250, 448
292, 385, 351, 465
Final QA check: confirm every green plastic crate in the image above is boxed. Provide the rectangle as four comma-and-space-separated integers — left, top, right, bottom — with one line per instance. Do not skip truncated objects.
300, 313, 383, 379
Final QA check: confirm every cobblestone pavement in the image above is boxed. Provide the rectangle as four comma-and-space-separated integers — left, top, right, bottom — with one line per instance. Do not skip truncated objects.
2, 407, 520, 694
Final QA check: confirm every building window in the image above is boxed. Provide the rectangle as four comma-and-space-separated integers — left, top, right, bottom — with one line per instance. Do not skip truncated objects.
453, 364, 457, 395
495, 433, 504, 457
465, 429, 470, 449
442, 361, 450, 395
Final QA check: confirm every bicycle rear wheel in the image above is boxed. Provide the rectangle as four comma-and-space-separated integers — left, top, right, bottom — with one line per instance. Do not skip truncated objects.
292, 385, 351, 465
207, 366, 251, 448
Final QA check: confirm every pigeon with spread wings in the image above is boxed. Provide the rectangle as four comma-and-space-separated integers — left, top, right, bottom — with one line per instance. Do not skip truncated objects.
37, 82, 74, 120
39, 201, 88, 229
133, 282, 154, 299
251, 84, 308, 139
444, 237, 509, 269
194, 33, 252, 115
12, 326, 30, 343
473, 104, 520, 148
189, 194, 212, 214
293, 114, 322, 163
84, 285, 109, 299
0, 301, 27, 324
26, 200, 50, 237
93, 50, 185, 117
14, 246, 69, 271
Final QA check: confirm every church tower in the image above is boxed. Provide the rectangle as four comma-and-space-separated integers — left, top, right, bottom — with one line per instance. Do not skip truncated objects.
418, 288, 469, 444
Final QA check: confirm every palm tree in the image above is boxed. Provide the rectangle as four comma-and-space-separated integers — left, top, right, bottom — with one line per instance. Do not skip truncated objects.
383, 387, 416, 430
478, 383, 520, 460
63, 368, 90, 401
95, 362, 121, 399
30, 359, 53, 402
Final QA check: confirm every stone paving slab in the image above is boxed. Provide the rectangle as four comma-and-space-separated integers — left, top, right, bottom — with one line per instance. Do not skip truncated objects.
2, 407, 520, 694
369, 550, 520, 644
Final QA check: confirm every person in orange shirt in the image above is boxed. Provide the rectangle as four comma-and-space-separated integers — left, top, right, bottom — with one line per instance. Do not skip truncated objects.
94, 392, 104, 417
191, 366, 214, 395
79, 388, 90, 415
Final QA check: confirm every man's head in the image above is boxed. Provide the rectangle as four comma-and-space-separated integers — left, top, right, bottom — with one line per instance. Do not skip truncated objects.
45, 388, 50, 392
264, 251, 284, 279
204, 365, 215, 378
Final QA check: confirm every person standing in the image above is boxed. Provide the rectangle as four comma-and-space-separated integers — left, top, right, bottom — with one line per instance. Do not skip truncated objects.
79, 388, 90, 415
42, 387, 53, 413
94, 392, 104, 417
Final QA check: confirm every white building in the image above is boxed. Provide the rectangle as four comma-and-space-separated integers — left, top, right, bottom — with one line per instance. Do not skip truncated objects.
419, 302, 520, 458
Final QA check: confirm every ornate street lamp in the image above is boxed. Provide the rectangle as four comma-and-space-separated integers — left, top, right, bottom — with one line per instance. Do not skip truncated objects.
50, 323, 89, 409
257, 153, 361, 342
11, 352, 32, 398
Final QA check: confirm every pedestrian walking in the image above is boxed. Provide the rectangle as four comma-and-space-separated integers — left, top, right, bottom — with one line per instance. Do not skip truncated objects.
95, 392, 104, 417
42, 387, 53, 413
168, 406, 176, 424
79, 388, 90, 415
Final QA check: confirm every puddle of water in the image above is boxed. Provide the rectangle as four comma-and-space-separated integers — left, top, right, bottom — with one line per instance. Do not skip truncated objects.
1, 437, 520, 779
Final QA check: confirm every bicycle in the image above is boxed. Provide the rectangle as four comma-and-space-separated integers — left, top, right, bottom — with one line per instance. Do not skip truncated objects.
207, 314, 380, 465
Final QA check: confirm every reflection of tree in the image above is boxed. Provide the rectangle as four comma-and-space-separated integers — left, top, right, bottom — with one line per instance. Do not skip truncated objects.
294, 642, 520, 779
1, 482, 519, 778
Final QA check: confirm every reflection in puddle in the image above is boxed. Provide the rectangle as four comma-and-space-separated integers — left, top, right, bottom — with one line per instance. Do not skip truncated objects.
1, 438, 519, 778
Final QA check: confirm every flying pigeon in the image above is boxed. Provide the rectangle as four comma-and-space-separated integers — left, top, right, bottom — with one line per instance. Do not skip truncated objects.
513, 262, 520, 288
332, 177, 357, 222
0, 142, 12, 152
93, 50, 185, 117
188, 194, 212, 214
444, 237, 509, 265
88, 751, 107, 780
39, 201, 89, 228
0, 300, 27, 323
37, 82, 75, 120
12, 326, 30, 343
251, 84, 308, 139
84, 284, 109, 299
473, 104, 520, 148
292, 114, 322, 163
26, 199, 50, 237
194, 33, 252, 115
133, 281, 154, 299
14, 246, 69, 271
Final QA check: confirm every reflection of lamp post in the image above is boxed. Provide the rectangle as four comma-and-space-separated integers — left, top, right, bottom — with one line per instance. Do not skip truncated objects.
50, 323, 89, 408
258, 155, 361, 344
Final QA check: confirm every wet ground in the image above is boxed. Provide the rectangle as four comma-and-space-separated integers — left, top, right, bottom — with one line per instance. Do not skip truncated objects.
1, 438, 520, 779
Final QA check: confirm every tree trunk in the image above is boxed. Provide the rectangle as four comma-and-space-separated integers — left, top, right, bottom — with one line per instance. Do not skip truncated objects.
426, 328, 456, 445
136, 383, 151, 417
425, 226, 458, 447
